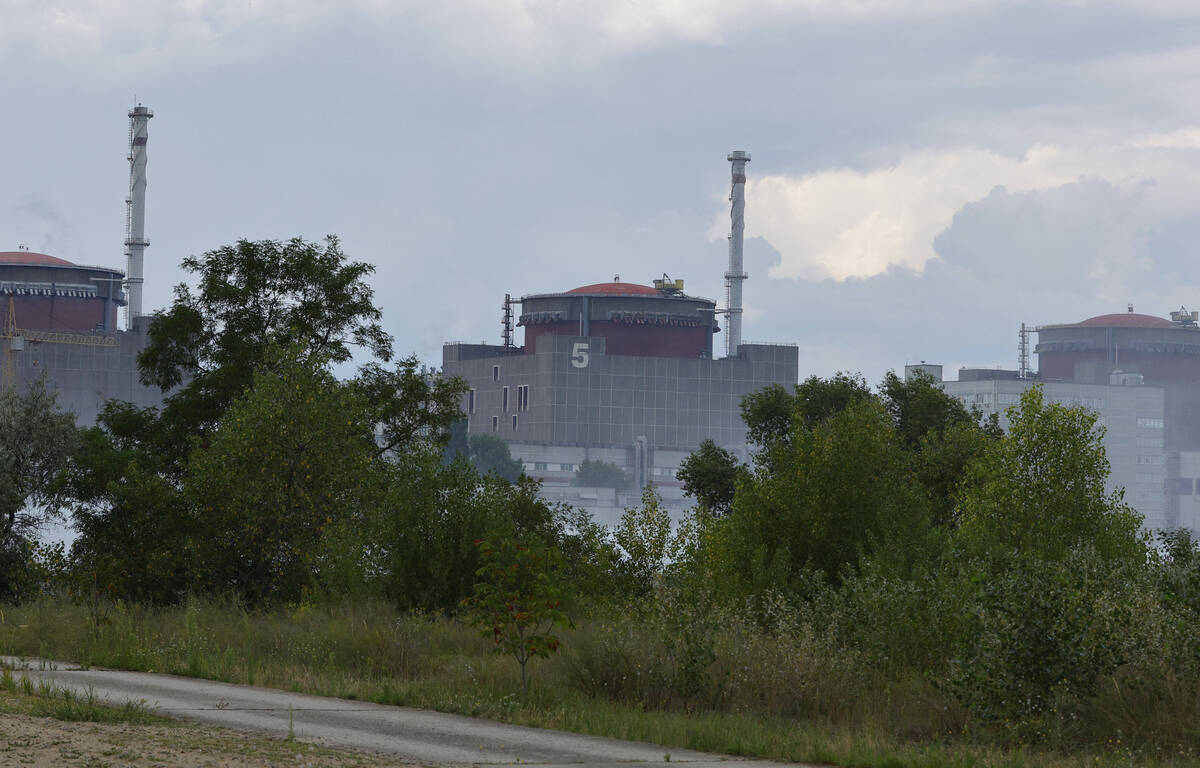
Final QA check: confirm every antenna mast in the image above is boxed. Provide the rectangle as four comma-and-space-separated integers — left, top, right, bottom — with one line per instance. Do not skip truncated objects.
1018, 322, 1031, 379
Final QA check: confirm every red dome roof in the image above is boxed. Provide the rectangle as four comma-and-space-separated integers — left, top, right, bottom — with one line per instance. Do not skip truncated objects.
1077, 312, 1175, 328
0, 251, 73, 266
567, 282, 659, 296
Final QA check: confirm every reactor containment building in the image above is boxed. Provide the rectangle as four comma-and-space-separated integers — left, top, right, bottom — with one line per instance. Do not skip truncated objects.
442, 151, 799, 523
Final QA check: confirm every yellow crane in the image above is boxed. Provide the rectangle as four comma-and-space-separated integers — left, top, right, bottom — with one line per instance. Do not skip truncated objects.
1, 295, 119, 391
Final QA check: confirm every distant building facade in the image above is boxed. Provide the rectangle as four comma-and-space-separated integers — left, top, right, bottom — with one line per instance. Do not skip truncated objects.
443, 279, 798, 525
0, 250, 162, 425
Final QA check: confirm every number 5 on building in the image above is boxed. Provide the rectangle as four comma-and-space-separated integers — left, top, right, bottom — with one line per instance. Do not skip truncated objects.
571, 342, 590, 369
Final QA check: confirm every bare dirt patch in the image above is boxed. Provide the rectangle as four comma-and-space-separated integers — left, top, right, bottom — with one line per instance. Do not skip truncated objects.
0, 711, 418, 767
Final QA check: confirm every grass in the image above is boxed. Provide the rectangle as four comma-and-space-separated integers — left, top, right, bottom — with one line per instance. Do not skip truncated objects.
0, 662, 163, 725
1, 597, 1198, 768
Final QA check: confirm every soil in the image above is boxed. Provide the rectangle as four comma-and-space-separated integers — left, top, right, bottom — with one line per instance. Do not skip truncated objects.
0, 712, 419, 767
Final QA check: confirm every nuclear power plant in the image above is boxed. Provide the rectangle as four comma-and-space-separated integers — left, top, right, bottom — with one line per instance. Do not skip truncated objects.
3, 105, 162, 424
442, 152, 799, 522
937, 306, 1200, 534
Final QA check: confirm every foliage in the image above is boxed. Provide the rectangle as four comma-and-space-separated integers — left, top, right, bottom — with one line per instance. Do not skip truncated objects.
717, 399, 932, 593
946, 549, 1161, 734
613, 487, 672, 597
572, 459, 627, 489
956, 385, 1146, 564
0, 377, 77, 549
183, 345, 384, 605
675, 439, 740, 516
61, 402, 192, 604
739, 383, 794, 453
353, 358, 466, 457
463, 537, 574, 694
461, 434, 524, 482
138, 235, 392, 459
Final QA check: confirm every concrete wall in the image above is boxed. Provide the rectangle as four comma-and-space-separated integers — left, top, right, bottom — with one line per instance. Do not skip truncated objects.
7, 320, 164, 426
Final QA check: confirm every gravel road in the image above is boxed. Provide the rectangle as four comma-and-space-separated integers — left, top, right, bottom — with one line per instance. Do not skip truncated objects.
5, 658, 808, 767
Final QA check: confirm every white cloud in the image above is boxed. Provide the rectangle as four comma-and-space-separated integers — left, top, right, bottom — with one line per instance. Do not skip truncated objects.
723, 135, 1200, 282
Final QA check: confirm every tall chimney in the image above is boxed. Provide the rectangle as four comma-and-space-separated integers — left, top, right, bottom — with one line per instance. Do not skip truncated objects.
725, 150, 750, 357
124, 104, 153, 329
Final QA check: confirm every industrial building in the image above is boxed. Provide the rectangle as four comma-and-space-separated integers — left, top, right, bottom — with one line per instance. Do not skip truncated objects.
442, 152, 798, 524
936, 306, 1200, 534
0, 247, 161, 425
2, 104, 161, 425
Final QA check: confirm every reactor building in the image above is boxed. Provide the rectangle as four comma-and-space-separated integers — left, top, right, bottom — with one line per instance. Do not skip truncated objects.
2, 104, 162, 425
938, 305, 1200, 534
442, 152, 799, 523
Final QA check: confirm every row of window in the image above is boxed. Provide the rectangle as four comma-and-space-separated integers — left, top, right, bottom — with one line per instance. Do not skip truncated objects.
468, 385, 531, 415
1137, 454, 1166, 466
1138, 417, 1165, 429
490, 415, 520, 432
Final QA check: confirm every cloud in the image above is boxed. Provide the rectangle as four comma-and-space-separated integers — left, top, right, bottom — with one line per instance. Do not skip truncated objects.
722, 134, 1200, 282
731, 176, 1200, 383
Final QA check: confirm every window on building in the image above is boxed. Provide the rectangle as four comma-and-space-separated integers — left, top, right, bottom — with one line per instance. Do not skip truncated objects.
534, 462, 548, 471
1137, 454, 1166, 465
503, 386, 509, 412
518, 385, 530, 411
492, 365, 500, 382
491, 416, 499, 432
1138, 417, 1164, 429
1137, 436, 1164, 449
512, 414, 518, 431
559, 463, 575, 472
467, 389, 476, 414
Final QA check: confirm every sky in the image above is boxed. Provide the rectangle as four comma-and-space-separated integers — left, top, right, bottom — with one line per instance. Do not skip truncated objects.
5, 0, 1200, 386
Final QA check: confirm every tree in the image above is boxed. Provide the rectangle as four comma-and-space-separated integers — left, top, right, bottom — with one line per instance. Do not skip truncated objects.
956, 385, 1145, 564
465, 434, 524, 482
0, 377, 78, 551
793, 372, 874, 431
614, 487, 673, 597
879, 370, 999, 528
184, 346, 382, 604
138, 236, 392, 459
354, 358, 466, 457
573, 459, 628, 489
718, 399, 932, 592
676, 439, 741, 516
463, 537, 574, 695
878, 370, 974, 450
740, 384, 794, 452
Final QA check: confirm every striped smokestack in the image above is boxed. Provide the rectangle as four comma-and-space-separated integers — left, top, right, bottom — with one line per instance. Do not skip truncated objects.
725, 150, 749, 357
124, 104, 153, 329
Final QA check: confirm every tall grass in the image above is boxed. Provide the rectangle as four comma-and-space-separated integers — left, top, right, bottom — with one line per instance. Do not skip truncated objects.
1, 596, 1197, 767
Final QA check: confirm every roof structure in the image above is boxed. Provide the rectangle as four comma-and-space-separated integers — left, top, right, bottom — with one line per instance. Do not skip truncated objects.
0, 251, 74, 266
566, 282, 660, 296
1077, 313, 1175, 329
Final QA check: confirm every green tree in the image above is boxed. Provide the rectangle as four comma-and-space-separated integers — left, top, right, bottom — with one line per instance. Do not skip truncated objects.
463, 537, 574, 694
879, 370, 1000, 528
573, 459, 628, 489
614, 487, 673, 596
675, 439, 741, 516
465, 434, 524, 482
719, 399, 932, 593
184, 346, 382, 604
63, 402, 192, 604
740, 383, 795, 451
956, 385, 1145, 564
138, 236, 392, 460
0, 377, 77, 550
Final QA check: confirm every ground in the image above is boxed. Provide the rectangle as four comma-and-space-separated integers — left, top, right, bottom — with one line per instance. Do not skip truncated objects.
0, 692, 417, 768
